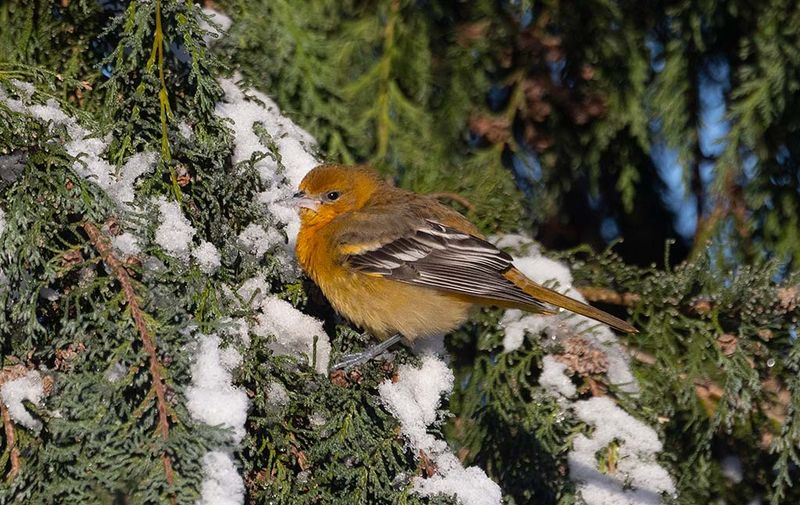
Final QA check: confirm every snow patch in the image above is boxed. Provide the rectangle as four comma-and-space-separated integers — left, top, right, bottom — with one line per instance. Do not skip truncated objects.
495, 235, 674, 504
379, 356, 502, 505
186, 334, 249, 444
215, 75, 318, 251
238, 223, 283, 257
197, 451, 246, 505
1, 371, 45, 431
568, 397, 676, 505
497, 236, 638, 393
251, 296, 330, 374
193, 241, 222, 274
200, 8, 232, 46
111, 232, 142, 257
266, 382, 289, 407
154, 197, 196, 262
539, 355, 577, 398
235, 276, 271, 308
0, 83, 156, 212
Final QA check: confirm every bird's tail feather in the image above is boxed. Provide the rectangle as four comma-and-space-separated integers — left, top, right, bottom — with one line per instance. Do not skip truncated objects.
505, 268, 637, 333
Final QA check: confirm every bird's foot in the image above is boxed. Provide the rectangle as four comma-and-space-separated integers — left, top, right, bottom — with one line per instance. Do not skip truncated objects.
331, 334, 402, 370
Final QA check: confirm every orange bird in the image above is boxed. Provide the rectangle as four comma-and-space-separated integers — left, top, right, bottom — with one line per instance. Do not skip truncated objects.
292, 164, 635, 368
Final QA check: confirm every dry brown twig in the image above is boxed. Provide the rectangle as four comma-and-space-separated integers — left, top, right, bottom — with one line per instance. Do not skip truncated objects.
83, 222, 175, 493
0, 365, 28, 481
1, 403, 19, 481
427, 192, 476, 212
576, 287, 641, 307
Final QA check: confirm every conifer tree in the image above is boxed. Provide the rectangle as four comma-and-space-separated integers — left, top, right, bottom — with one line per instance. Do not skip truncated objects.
1, 1, 800, 504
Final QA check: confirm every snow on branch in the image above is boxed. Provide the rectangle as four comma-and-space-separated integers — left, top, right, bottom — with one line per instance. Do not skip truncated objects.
0, 81, 157, 212
215, 73, 318, 252
0, 370, 44, 432
154, 196, 196, 262
495, 234, 676, 504
186, 334, 249, 443
569, 397, 675, 505
251, 296, 331, 374
186, 333, 249, 505
379, 353, 502, 505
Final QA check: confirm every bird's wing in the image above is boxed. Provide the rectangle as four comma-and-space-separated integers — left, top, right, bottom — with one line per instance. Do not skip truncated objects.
340, 218, 550, 311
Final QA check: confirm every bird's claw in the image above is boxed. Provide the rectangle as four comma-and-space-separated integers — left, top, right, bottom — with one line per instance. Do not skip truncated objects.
330, 333, 403, 371
331, 352, 373, 371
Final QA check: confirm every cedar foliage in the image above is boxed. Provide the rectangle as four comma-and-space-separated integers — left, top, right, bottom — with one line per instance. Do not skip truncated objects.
1, 1, 799, 504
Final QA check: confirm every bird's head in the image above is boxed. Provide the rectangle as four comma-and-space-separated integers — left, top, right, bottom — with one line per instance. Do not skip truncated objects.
292, 164, 383, 226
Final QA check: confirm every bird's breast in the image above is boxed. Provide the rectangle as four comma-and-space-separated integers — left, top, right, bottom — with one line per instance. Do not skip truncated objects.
296, 224, 472, 340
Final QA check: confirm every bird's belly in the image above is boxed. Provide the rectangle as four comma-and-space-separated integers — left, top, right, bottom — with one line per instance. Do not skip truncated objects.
322, 272, 472, 341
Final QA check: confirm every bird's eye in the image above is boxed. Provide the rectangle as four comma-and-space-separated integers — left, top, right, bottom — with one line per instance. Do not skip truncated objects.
325, 191, 341, 201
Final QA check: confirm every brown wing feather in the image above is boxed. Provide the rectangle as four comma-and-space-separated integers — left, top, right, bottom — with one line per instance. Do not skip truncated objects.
342, 219, 551, 311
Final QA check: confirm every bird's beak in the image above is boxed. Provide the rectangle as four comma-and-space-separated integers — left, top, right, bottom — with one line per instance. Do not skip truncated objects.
288, 191, 321, 211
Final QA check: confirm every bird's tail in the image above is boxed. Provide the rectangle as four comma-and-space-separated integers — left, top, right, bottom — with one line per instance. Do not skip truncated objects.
505, 268, 637, 333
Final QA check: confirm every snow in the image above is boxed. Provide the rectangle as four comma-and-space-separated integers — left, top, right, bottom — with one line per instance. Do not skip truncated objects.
379, 355, 502, 505
186, 334, 249, 444
215, 75, 318, 251
266, 382, 289, 407
251, 296, 331, 374
1, 371, 45, 431
178, 121, 194, 140
0, 84, 156, 212
10, 79, 34, 99
499, 309, 556, 352
215, 78, 317, 185
379, 356, 453, 443
193, 241, 222, 274
111, 232, 142, 257
568, 397, 675, 505
235, 276, 271, 307
197, 451, 246, 505
237, 223, 283, 257
539, 355, 577, 397
154, 197, 196, 262
220, 317, 251, 347
107, 151, 157, 206
514, 254, 574, 290
497, 235, 638, 393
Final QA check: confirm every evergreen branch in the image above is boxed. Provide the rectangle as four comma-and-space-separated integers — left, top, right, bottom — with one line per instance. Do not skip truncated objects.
147, 0, 182, 203
82, 222, 176, 496
375, 0, 399, 159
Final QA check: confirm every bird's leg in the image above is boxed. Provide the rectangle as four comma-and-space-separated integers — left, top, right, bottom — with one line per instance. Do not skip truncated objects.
331, 334, 403, 370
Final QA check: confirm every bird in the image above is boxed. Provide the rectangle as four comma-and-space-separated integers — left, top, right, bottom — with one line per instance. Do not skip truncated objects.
291, 164, 636, 368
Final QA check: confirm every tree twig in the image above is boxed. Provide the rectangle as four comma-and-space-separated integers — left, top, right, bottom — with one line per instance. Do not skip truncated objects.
0, 365, 26, 482
427, 192, 476, 211
577, 286, 716, 316
1, 404, 19, 481
83, 222, 175, 492
576, 287, 641, 307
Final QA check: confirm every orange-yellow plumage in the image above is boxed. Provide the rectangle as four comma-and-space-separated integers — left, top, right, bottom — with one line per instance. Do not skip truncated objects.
294, 164, 636, 343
